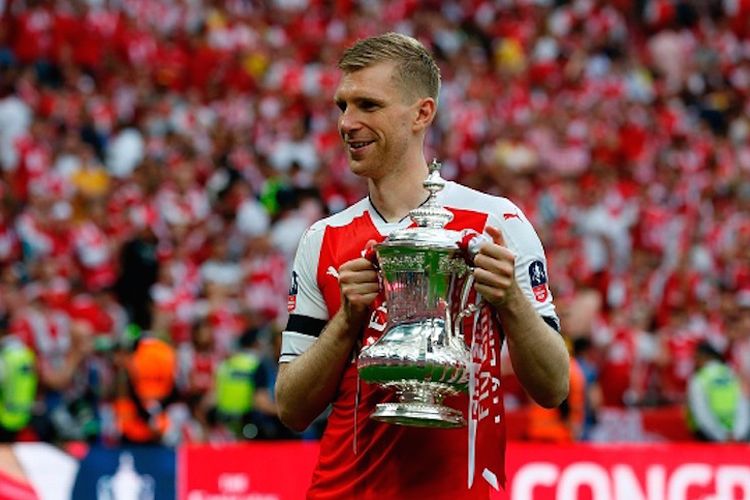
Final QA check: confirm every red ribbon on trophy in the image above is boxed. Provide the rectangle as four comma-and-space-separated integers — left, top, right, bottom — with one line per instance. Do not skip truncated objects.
467, 302, 506, 490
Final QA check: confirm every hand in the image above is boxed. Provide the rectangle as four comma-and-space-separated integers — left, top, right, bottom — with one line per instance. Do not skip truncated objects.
473, 226, 519, 309
338, 240, 380, 326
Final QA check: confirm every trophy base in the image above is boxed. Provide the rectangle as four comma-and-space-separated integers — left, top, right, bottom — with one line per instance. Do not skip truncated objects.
371, 402, 466, 428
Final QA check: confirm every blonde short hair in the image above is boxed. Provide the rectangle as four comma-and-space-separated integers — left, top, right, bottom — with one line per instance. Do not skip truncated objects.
338, 32, 441, 102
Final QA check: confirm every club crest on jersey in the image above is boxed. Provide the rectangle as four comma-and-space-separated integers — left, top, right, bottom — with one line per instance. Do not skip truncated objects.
529, 260, 548, 302
287, 270, 299, 312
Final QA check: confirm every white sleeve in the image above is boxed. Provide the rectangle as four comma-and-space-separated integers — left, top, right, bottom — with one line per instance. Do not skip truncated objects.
487, 203, 559, 330
279, 225, 329, 364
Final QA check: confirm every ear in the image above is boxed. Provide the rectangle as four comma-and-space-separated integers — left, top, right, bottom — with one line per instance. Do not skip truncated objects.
412, 97, 437, 133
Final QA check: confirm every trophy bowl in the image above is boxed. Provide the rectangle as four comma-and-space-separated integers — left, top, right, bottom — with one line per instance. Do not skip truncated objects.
357, 160, 480, 428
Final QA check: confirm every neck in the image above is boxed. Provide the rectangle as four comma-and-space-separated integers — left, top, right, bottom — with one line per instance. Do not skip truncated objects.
368, 159, 430, 222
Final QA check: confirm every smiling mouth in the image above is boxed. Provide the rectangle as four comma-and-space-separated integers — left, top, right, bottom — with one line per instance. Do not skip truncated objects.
348, 140, 375, 152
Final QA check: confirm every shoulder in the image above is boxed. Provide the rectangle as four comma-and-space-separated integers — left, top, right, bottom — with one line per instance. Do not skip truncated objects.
443, 181, 530, 232
443, 182, 519, 215
294, 197, 371, 261
446, 182, 547, 255
307, 197, 370, 234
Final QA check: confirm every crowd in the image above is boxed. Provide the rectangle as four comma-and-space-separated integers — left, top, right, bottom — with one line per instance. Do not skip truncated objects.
0, 0, 748, 446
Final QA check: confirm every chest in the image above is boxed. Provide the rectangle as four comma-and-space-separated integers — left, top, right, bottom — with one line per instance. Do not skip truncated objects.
315, 209, 488, 342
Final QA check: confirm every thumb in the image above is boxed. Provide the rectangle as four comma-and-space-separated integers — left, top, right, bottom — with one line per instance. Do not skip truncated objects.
486, 225, 505, 246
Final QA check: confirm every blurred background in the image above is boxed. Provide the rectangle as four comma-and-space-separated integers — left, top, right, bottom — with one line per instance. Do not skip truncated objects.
0, 0, 748, 498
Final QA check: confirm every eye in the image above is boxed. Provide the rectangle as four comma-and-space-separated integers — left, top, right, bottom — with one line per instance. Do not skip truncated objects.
335, 100, 346, 112
359, 99, 378, 111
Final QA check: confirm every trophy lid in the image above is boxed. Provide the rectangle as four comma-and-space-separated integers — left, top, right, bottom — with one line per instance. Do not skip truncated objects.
378, 160, 460, 250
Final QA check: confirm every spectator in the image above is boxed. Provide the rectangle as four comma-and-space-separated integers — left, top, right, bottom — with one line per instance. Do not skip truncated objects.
268, 118, 320, 177
686, 340, 750, 442
115, 214, 160, 330
526, 341, 586, 443
9, 283, 93, 442
112, 337, 186, 446
176, 317, 220, 439
0, 322, 37, 442
106, 122, 145, 179
573, 336, 602, 440
0, 0, 748, 447
211, 327, 278, 440
728, 290, 750, 393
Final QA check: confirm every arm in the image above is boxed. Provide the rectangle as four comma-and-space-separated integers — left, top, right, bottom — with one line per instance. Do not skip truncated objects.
687, 374, 727, 441
732, 388, 750, 441
474, 226, 569, 408
275, 310, 360, 431
276, 251, 379, 432
498, 283, 569, 408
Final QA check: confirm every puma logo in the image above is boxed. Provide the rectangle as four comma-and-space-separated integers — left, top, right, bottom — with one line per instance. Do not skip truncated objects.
327, 266, 340, 280
503, 211, 521, 221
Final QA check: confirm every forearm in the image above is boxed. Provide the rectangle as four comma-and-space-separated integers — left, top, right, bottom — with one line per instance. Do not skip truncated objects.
499, 285, 569, 408
275, 310, 359, 432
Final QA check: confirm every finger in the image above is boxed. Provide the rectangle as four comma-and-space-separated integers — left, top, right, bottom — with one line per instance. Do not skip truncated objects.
473, 267, 513, 289
355, 291, 381, 303
340, 267, 379, 280
341, 257, 377, 272
345, 290, 380, 308
342, 281, 381, 295
475, 244, 515, 267
341, 279, 380, 300
486, 225, 505, 246
474, 282, 506, 305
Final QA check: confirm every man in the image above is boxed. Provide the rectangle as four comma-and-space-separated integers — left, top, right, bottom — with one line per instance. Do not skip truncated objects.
275, 33, 569, 498
213, 327, 279, 439
686, 341, 750, 442
113, 337, 183, 445
0, 322, 37, 442
573, 336, 603, 440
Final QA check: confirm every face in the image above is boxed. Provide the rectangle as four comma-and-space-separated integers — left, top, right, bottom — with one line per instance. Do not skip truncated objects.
334, 62, 426, 179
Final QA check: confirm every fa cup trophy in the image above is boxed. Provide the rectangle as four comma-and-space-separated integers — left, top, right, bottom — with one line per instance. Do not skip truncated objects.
357, 160, 483, 428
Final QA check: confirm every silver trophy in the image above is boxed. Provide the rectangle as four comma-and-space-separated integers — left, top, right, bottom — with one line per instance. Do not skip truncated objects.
357, 160, 483, 428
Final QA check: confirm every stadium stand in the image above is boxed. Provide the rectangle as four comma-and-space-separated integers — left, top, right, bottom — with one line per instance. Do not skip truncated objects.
0, 0, 748, 445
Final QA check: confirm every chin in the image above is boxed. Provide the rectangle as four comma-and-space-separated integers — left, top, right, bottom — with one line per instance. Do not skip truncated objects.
347, 159, 371, 177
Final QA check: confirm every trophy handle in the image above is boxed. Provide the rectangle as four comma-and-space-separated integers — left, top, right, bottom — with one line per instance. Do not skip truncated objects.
453, 273, 480, 341
452, 230, 488, 341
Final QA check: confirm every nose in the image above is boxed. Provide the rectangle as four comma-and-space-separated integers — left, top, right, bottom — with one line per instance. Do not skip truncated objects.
338, 107, 361, 139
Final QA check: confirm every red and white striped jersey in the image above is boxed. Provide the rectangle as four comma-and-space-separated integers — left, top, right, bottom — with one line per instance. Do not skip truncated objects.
281, 181, 558, 498
11, 306, 71, 371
